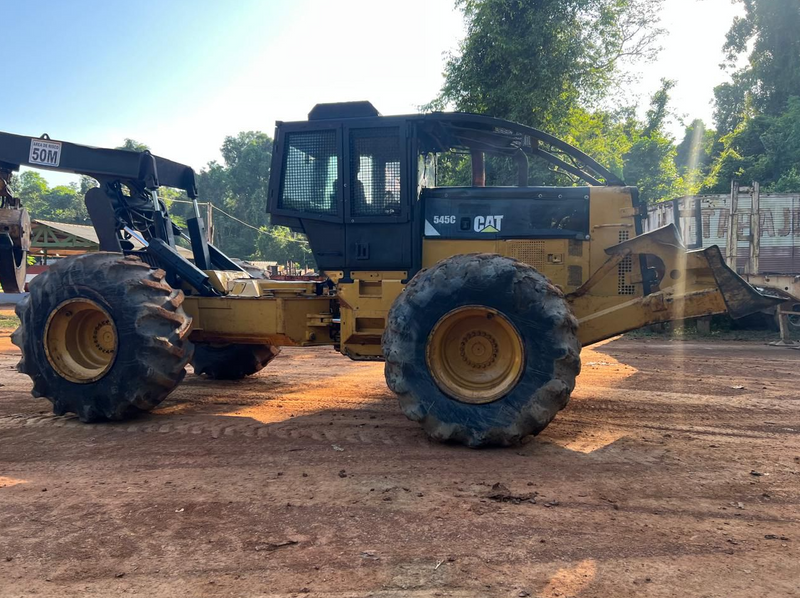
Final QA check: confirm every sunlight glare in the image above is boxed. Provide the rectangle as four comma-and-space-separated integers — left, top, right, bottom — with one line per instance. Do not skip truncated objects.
0, 476, 28, 489
538, 559, 597, 598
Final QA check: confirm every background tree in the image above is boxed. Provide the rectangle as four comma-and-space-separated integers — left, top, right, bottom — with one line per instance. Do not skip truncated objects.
428, 0, 664, 131
712, 71, 755, 137
672, 118, 719, 195
562, 106, 639, 181
12, 171, 89, 224
720, 0, 800, 118
433, 0, 799, 199
622, 79, 685, 202
705, 97, 800, 192
117, 139, 150, 152
195, 132, 312, 266
704, 0, 800, 192
674, 119, 717, 182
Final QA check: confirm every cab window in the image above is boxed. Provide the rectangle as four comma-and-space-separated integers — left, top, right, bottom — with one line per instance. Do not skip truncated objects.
278, 130, 339, 215
349, 128, 401, 217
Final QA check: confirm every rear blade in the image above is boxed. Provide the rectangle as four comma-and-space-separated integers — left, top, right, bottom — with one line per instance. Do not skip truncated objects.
701, 245, 783, 319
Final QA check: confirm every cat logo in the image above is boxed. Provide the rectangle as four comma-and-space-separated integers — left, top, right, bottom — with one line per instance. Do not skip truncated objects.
474, 215, 504, 233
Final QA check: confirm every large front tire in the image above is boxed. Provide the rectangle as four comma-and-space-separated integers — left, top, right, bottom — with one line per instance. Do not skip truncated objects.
12, 253, 193, 422
382, 253, 580, 447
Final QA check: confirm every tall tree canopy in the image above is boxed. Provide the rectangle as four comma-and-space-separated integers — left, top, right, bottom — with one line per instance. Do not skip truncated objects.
705, 0, 800, 192
719, 0, 800, 120
118, 139, 150, 152
675, 120, 716, 178
429, 0, 664, 130
621, 79, 685, 202
705, 97, 800, 192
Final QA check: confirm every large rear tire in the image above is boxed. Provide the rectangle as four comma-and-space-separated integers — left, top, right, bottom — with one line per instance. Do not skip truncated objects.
191, 343, 280, 380
12, 253, 193, 422
382, 253, 580, 447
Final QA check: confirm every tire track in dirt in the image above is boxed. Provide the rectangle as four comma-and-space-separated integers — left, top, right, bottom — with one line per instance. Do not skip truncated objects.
0, 412, 423, 445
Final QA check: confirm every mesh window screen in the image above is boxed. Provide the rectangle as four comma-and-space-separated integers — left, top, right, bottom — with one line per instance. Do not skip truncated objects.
278, 130, 339, 215
349, 128, 402, 217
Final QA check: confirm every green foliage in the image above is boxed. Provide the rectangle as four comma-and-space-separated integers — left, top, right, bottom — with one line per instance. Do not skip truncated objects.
117, 139, 150, 152
567, 79, 686, 202
431, 0, 798, 200
705, 1, 800, 192
158, 186, 189, 230
623, 133, 683, 202
642, 78, 674, 135
712, 70, 755, 137
194, 132, 313, 266
621, 81, 685, 203
675, 120, 716, 175
434, 152, 472, 186
721, 0, 800, 118
428, 0, 664, 130
570, 79, 685, 203
79, 175, 98, 195
771, 168, 800, 193
221, 131, 272, 235
674, 119, 717, 193
254, 225, 311, 267
0, 314, 20, 329
13, 171, 90, 224
562, 106, 638, 180
567, 79, 687, 202
704, 97, 800, 192
759, 98, 800, 181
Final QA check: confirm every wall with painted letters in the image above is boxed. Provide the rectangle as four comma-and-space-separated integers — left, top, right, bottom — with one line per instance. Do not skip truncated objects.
645, 193, 800, 274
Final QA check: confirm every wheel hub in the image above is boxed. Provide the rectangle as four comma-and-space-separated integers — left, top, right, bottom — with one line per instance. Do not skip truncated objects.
93, 320, 116, 353
460, 330, 499, 369
427, 306, 525, 404
44, 298, 118, 383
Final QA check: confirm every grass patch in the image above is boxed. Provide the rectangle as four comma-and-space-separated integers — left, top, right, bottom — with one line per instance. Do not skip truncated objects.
0, 314, 20, 329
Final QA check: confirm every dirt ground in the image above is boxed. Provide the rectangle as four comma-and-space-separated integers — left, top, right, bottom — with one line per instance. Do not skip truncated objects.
0, 327, 798, 597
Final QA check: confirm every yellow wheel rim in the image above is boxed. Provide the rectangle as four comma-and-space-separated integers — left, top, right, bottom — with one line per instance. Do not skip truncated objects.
44, 298, 118, 383
426, 306, 525, 404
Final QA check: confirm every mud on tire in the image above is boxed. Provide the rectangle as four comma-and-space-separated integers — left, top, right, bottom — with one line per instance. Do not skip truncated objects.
12, 252, 193, 422
191, 343, 280, 380
382, 253, 581, 447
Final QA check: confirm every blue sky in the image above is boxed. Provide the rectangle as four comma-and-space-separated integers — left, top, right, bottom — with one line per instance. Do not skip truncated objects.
3, 0, 742, 186
4, 1, 283, 138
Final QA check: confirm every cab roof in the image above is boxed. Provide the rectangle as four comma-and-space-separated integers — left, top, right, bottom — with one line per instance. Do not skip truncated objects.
293, 101, 624, 186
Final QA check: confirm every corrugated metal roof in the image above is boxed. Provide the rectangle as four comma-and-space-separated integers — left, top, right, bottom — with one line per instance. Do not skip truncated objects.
32, 219, 193, 258
245, 260, 279, 268
33, 219, 103, 244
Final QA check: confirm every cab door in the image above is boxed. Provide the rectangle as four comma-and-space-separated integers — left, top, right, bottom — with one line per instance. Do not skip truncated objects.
342, 122, 413, 270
